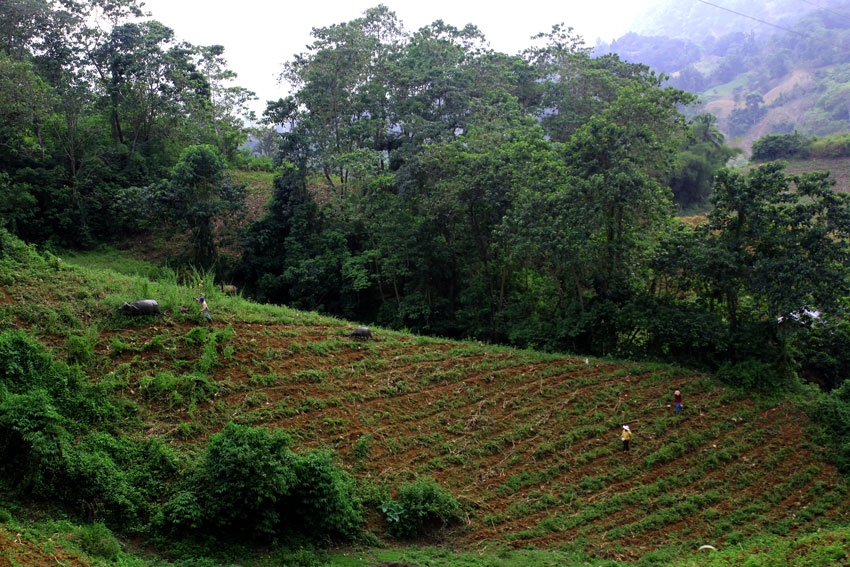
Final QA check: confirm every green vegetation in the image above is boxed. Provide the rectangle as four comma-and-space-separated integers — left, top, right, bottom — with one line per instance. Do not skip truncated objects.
382, 477, 464, 539
4, 1, 850, 565
668, 113, 740, 208
161, 423, 361, 542
2, 228, 849, 566
751, 131, 812, 161
752, 131, 850, 162
0, 1, 254, 254
146, 144, 246, 269
0, 327, 176, 530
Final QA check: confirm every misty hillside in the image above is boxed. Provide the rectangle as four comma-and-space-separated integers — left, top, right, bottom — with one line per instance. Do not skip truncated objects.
632, 0, 820, 40
599, 0, 850, 148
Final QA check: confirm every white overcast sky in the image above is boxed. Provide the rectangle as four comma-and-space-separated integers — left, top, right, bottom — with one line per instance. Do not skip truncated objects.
138, 0, 657, 115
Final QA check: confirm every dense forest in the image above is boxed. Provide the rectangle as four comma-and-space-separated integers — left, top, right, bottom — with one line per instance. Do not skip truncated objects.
3, 0, 850, 391
0, 0, 255, 249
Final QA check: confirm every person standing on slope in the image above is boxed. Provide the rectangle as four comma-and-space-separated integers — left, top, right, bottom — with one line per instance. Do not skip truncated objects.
674, 390, 682, 415
195, 296, 212, 324
621, 425, 631, 452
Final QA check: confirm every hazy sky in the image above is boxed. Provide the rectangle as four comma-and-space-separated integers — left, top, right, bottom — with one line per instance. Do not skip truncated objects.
137, 0, 657, 115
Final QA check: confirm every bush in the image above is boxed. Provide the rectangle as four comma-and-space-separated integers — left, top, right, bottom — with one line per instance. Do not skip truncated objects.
170, 422, 296, 538
793, 318, 850, 391
383, 477, 464, 539
716, 358, 783, 391
615, 297, 727, 369
809, 382, 850, 473
65, 433, 179, 527
751, 132, 810, 161
808, 133, 850, 159
0, 330, 66, 395
0, 330, 177, 530
285, 450, 362, 540
0, 228, 43, 265
72, 522, 122, 561
66, 328, 98, 366
163, 422, 362, 542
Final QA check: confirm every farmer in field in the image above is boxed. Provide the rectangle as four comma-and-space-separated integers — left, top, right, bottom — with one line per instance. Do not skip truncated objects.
674, 389, 682, 415
195, 296, 212, 323
621, 425, 631, 452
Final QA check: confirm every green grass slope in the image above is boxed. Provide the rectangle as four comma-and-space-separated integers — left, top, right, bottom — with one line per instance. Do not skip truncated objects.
1, 235, 848, 566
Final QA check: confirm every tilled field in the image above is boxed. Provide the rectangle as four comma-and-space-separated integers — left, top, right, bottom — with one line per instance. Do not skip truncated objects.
86, 319, 850, 561
4, 252, 849, 563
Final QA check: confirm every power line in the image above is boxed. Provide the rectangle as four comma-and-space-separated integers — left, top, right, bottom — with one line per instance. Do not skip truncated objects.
693, 0, 834, 45
799, 0, 850, 25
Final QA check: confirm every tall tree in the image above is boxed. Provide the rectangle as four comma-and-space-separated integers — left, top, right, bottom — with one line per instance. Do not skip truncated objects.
523, 24, 660, 143
706, 163, 850, 333
280, 5, 402, 193
668, 113, 738, 209
154, 144, 245, 268
196, 44, 256, 160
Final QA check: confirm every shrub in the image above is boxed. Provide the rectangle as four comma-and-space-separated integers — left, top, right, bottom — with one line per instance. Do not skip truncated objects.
179, 422, 295, 538
716, 359, 784, 391
0, 388, 69, 491
793, 318, 850, 391
383, 477, 464, 539
285, 450, 362, 540
0, 330, 177, 530
64, 433, 179, 527
751, 132, 810, 161
66, 331, 97, 366
352, 435, 371, 459
72, 522, 122, 561
163, 422, 362, 542
809, 133, 850, 159
0, 228, 42, 265
184, 327, 208, 346
809, 382, 850, 473
140, 371, 217, 407
615, 297, 727, 369
0, 330, 66, 394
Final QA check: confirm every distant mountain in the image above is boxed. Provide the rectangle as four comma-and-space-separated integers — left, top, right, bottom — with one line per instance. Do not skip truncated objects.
632, 0, 818, 40
599, 0, 850, 150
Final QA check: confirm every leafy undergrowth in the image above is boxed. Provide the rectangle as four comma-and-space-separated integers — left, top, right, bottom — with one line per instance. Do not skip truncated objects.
1, 242, 849, 566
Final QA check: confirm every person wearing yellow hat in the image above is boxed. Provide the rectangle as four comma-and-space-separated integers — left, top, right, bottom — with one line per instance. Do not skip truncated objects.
621, 425, 631, 452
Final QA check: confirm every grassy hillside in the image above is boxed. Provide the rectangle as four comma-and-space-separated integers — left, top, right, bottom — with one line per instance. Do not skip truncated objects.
1, 236, 849, 566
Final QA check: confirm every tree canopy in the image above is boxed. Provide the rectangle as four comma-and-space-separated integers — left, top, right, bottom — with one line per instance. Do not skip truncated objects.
0, 0, 254, 249
4, 2, 850, 391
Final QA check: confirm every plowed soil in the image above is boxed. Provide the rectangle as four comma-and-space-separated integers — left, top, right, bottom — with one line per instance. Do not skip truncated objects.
4, 261, 849, 563
0, 529, 88, 567
88, 318, 850, 561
